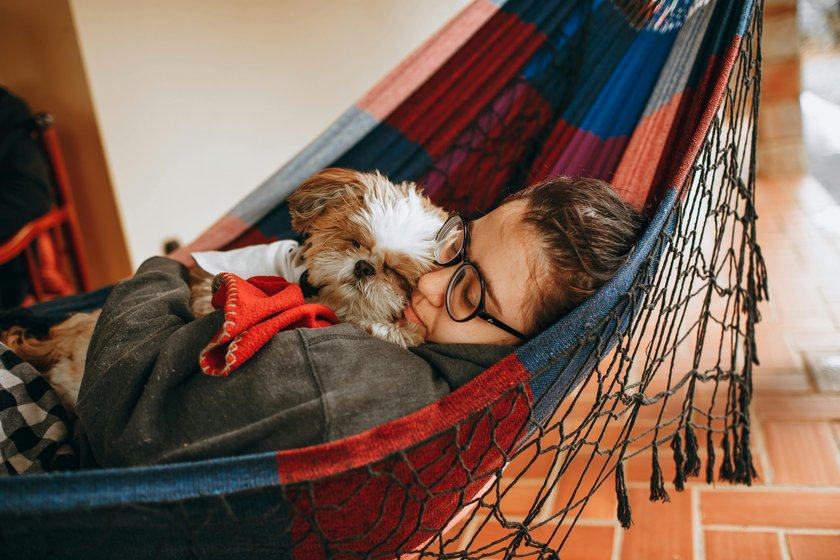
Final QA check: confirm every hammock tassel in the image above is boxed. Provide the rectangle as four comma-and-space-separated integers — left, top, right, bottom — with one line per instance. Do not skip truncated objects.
683, 424, 701, 478
754, 244, 769, 303
734, 426, 758, 485
670, 432, 686, 491
705, 429, 716, 484
719, 431, 735, 482
649, 445, 670, 502
615, 460, 633, 529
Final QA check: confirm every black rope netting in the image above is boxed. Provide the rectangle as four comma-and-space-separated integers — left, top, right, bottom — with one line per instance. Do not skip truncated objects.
308, 1, 766, 557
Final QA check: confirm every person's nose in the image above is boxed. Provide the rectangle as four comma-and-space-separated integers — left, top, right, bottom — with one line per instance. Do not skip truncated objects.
416, 266, 454, 308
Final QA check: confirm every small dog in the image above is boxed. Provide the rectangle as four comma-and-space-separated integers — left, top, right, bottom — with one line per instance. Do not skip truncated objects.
1, 168, 446, 412
288, 167, 447, 347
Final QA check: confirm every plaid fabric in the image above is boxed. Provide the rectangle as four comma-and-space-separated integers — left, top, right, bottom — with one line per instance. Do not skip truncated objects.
0, 343, 76, 475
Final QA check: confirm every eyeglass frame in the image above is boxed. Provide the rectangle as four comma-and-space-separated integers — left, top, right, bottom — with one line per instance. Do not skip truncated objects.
433, 214, 530, 342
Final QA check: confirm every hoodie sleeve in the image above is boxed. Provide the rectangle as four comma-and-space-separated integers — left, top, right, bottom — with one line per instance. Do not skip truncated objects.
75, 256, 325, 466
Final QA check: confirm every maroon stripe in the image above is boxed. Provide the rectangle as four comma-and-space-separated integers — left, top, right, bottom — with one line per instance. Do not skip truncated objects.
386, 11, 546, 159
422, 81, 554, 213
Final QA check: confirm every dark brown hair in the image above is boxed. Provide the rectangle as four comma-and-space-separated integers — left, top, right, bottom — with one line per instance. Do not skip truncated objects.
503, 176, 646, 336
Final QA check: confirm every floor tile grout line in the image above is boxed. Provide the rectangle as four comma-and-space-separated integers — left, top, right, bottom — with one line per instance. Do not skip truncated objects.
825, 419, 840, 476
751, 406, 776, 486
610, 519, 623, 560
623, 481, 840, 492
778, 531, 792, 560
692, 486, 704, 560
703, 525, 840, 535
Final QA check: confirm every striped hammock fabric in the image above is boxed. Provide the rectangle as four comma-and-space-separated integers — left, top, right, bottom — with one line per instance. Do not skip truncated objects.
0, 1, 765, 558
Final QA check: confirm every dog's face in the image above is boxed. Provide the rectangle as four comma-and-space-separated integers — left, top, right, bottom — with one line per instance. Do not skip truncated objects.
288, 168, 447, 325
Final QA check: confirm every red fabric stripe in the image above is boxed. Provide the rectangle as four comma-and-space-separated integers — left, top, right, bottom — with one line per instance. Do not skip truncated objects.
613, 92, 684, 210
357, 1, 500, 121
662, 52, 731, 205
642, 36, 742, 210
386, 11, 546, 159
169, 215, 272, 266
276, 354, 529, 483
285, 356, 533, 558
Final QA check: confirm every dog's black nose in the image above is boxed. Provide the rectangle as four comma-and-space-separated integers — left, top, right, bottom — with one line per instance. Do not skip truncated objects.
353, 260, 375, 279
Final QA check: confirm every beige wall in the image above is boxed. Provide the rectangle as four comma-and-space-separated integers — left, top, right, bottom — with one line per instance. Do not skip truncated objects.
0, 0, 132, 287
69, 0, 470, 267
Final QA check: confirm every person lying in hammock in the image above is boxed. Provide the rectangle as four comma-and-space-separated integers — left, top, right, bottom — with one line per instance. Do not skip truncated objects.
73, 177, 645, 468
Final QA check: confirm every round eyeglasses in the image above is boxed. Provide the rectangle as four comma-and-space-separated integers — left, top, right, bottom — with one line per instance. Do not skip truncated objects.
433, 215, 529, 342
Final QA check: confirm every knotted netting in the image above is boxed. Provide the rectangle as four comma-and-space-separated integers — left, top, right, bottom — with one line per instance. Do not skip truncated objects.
0, 0, 767, 558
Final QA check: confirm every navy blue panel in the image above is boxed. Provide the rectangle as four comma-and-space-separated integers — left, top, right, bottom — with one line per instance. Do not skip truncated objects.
252, 200, 299, 243
580, 27, 678, 138
0, 451, 282, 514
519, 2, 595, 114
502, 0, 603, 34
23, 285, 113, 317
684, 0, 744, 91
0, 487, 292, 560
331, 121, 433, 184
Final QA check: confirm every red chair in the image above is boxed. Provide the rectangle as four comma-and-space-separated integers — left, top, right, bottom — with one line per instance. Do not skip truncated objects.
0, 113, 91, 303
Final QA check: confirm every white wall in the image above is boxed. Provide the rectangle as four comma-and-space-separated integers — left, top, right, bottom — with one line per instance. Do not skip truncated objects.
70, 0, 471, 267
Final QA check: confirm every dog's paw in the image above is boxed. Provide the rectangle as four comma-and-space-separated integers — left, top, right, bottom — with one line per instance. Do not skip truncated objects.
359, 320, 423, 348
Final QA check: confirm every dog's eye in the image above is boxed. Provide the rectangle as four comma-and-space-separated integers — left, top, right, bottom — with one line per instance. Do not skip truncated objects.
384, 265, 413, 296
348, 239, 361, 249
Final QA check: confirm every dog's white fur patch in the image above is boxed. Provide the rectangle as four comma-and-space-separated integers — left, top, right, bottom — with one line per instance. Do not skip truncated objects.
356, 173, 443, 258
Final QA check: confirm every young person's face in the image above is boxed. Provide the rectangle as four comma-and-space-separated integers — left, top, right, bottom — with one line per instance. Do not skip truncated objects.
404, 200, 540, 345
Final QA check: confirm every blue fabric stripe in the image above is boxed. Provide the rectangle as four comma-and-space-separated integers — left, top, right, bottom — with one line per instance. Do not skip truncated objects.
582, 28, 678, 137
0, 450, 281, 514
332, 120, 433, 184
520, 2, 680, 138
502, 0, 603, 33
548, 4, 638, 130
520, 2, 597, 81
1, 485, 292, 559
23, 285, 113, 318
640, 2, 716, 118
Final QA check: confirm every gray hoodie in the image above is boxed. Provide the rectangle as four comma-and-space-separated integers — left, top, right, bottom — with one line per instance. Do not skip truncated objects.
74, 257, 513, 467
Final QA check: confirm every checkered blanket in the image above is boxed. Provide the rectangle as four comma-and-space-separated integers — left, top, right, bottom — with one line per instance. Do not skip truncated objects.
0, 342, 77, 475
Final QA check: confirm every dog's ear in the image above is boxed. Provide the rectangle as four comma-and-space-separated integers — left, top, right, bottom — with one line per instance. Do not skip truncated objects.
288, 168, 366, 234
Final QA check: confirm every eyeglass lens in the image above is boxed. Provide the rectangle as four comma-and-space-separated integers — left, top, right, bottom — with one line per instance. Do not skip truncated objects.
446, 264, 483, 320
434, 217, 466, 265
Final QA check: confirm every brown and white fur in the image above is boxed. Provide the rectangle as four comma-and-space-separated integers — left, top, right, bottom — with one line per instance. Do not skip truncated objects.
1, 168, 446, 412
288, 168, 447, 347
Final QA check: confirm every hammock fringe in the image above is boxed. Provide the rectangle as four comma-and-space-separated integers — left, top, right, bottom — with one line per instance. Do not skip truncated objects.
615, 460, 633, 529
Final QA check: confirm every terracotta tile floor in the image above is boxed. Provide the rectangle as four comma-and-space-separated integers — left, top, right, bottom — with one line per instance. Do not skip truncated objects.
445, 175, 840, 559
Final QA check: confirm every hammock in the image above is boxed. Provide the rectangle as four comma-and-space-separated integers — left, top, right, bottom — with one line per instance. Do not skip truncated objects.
0, 0, 766, 557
